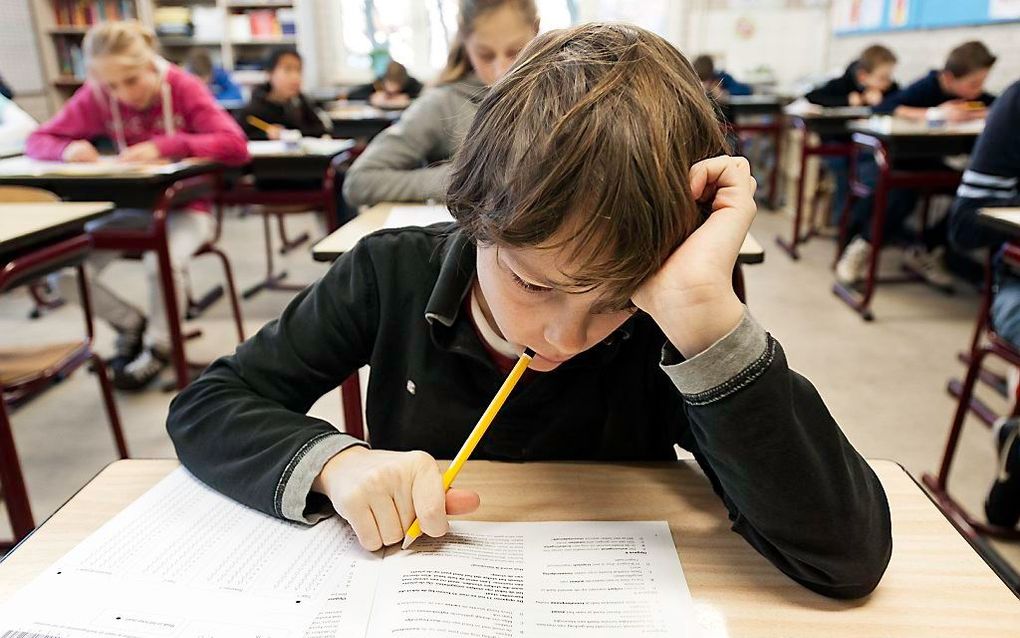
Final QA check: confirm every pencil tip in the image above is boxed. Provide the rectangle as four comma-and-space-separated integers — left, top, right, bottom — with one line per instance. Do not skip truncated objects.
401, 535, 415, 550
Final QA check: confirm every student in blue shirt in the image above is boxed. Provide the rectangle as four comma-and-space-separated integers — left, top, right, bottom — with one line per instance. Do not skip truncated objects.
693, 54, 752, 98
186, 49, 243, 104
948, 78, 1020, 531
837, 41, 997, 289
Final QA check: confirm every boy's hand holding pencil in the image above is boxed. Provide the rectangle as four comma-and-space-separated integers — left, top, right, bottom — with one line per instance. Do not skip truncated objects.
312, 446, 481, 551
631, 155, 756, 358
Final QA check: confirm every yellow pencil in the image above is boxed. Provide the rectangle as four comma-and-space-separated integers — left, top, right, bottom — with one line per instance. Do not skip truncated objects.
246, 115, 275, 134
401, 347, 535, 549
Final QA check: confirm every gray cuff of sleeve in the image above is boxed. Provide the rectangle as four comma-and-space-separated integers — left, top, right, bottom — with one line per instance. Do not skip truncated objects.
660, 309, 771, 402
276, 431, 368, 524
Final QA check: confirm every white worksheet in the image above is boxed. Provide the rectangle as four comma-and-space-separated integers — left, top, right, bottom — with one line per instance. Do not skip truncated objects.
382, 204, 455, 229
0, 470, 693, 637
0, 155, 198, 177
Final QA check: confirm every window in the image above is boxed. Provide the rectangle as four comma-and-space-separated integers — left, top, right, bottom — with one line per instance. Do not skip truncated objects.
336, 0, 575, 82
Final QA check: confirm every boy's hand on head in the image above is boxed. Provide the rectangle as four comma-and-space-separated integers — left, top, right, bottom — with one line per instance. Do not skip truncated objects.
848, 91, 863, 107
119, 141, 163, 163
62, 140, 100, 163
312, 446, 480, 552
862, 88, 884, 106
631, 155, 756, 358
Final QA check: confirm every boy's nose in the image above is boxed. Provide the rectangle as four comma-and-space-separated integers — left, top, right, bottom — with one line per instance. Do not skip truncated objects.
543, 321, 587, 359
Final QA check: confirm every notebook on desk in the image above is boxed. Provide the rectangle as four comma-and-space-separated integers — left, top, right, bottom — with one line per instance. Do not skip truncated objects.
0, 468, 694, 637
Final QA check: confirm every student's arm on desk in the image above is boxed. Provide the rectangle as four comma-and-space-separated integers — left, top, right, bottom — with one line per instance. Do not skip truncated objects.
166, 241, 380, 524
25, 85, 106, 160
342, 89, 454, 207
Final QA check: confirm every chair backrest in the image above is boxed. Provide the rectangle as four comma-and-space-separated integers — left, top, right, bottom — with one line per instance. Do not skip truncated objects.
0, 186, 60, 203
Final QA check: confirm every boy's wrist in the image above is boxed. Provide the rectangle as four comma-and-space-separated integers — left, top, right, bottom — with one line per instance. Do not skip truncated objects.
645, 291, 745, 359
311, 444, 369, 495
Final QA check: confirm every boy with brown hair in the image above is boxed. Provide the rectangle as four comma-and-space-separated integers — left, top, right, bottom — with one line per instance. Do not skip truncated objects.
806, 44, 899, 108
168, 23, 892, 600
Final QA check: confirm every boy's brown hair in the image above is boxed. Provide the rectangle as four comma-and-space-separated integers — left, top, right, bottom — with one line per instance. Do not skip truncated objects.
945, 41, 996, 77
858, 44, 896, 72
692, 54, 715, 82
447, 23, 728, 309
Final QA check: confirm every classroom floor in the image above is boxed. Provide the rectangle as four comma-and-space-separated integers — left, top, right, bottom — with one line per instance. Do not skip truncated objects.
1, 206, 1018, 583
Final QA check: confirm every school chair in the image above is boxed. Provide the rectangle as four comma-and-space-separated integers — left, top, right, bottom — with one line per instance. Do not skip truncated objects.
0, 187, 69, 319
923, 243, 1020, 542
777, 118, 854, 259
341, 374, 365, 441
219, 149, 358, 299
0, 231, 127, 551
89, 173, 245, 390
833, 134, 960, 320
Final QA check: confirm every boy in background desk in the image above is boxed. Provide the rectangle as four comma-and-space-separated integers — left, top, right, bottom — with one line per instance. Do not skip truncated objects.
692, 54, 752, 99
186, 48, 243, 105
346, 59, 423, 110
837, 41, 997, 288
805, 44, 899, 225
948, 78, 1020, 530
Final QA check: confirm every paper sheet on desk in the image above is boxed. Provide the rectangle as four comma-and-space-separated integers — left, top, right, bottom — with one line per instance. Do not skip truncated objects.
0, 469, 694, 637
382, 204, 455, 229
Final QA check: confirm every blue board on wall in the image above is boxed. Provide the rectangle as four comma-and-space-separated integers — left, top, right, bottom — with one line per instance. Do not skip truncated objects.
836, 0, 1020, 34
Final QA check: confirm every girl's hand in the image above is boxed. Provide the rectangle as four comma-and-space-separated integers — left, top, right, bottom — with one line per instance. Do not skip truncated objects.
62, 140, 100, 163
266, 125, 283, 141
631, 155, 756, 357
312, 446, 480, 551
119, 141, 163, 163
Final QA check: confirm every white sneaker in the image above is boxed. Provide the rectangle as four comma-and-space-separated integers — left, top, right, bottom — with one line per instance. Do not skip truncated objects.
903, 246, 954, 289
836, 237, 872, 286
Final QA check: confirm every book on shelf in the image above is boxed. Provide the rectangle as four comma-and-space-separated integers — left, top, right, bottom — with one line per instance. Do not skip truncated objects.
153, 6, 192, 37
248, 9, 282, 38
55, 38, 86, 81
53, 0, 135, 27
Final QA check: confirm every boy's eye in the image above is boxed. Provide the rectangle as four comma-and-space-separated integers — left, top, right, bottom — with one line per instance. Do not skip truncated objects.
509, 270, 551, 293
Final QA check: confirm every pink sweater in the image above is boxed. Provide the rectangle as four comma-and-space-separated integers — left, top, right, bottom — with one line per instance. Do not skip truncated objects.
27, 62, 250, 166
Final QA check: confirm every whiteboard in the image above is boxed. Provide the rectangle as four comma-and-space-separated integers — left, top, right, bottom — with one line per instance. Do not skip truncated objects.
0, 0, 45, 93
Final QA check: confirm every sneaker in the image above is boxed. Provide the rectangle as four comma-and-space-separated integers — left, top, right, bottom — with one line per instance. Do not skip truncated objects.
836, 237, 872, 286
112, 347, 169, 392
985, 417, 1020, 529
109, 318, 147, 373
903, 246, 954, 290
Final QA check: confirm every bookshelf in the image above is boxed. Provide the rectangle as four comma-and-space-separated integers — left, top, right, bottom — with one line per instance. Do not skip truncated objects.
29, 0, 310, 113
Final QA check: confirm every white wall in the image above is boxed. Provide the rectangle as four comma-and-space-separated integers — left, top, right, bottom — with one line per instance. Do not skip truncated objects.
828, 22, 1020, 95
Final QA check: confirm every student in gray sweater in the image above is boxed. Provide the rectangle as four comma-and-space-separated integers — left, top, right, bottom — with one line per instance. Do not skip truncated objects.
343, 0, 540, 208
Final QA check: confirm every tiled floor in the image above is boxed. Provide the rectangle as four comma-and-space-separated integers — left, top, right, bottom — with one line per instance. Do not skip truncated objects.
1, 206, 1017, 586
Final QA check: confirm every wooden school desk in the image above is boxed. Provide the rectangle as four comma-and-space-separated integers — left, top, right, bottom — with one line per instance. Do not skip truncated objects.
0, 201, 114, 261
1, 459, 1017, 637
325, 100, 403, 141
719, 94, 791, 210
777, 107, 872, 259
312, 202, 765, 302
0, 157, 233, 390
833, 118, 982, 321
221, 138, 356, 298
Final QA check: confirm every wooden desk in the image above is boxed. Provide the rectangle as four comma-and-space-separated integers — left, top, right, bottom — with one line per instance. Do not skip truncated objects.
1, 459, 1016, 636
244, 138, 356, 180
847, 117, 982, 161
977, 207, 1020, 238
0, 157, 219, 209
0, 201, 113, 261
313, 202, 767, 265
720, 94, 791, 119
776, 109, 871, 259
325, 101, 403, 141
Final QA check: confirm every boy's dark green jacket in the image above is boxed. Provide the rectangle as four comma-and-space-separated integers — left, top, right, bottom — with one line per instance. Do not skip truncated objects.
167, 224, 892, 600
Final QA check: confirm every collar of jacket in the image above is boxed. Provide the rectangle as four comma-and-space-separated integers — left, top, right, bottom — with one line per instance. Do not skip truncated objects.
422, 227, 637, 369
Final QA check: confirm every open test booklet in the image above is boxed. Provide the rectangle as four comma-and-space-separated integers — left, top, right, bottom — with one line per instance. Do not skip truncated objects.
0, 469, 693, 637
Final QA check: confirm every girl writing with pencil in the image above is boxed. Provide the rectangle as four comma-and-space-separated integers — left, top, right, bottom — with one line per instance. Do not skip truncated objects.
26, 20, 249, 390
239, 48, 328, 141
169, 23, 892, 600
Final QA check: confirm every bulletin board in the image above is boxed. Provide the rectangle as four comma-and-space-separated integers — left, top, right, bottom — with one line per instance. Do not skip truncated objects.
835, 0, 1020, 34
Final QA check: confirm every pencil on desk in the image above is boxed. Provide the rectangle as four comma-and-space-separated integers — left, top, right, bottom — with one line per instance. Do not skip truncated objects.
402, 347, 535, 549
246, 115, 275, 134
